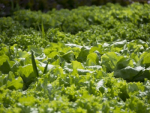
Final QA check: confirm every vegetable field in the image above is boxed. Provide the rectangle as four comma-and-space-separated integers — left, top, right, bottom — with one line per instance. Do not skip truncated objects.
0, 3, 150, 113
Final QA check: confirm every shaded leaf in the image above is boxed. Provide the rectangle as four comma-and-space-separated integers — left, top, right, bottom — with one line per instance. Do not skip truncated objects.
31, 50, 39, 77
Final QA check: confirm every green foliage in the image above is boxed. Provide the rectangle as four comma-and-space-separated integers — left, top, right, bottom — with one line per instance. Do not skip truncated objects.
31, 51, 39, 77
0, 3, 150, 113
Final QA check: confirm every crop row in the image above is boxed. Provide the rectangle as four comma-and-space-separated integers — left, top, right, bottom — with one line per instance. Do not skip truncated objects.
0, 3, 150, 113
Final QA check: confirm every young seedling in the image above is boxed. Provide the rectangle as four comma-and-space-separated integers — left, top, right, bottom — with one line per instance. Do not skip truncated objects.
43, 61, 49, 74
31, 50, 39, 77
41, 22, 46, 39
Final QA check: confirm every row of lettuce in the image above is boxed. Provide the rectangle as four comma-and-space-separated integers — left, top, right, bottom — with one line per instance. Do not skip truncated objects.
0, 3, 150, 113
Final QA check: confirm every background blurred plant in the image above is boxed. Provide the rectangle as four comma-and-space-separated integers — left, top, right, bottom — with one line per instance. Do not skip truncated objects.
0, 0, 149, 17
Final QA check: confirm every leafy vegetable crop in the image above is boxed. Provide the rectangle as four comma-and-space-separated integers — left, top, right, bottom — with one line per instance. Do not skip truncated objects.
0, 3, 150, 113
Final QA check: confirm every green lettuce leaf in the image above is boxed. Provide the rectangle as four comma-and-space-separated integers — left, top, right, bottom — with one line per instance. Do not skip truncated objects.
101, 52, 122, 72
115, 57, 134, 70
61, 51, 74, 63
114, 66, 144, 81
17, 64, 36, 89
72, 61, 84, 74
86, 53, 99, 66
0, 54, 11, 74
139, 52, 150, 68
77, 47, 90, 62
